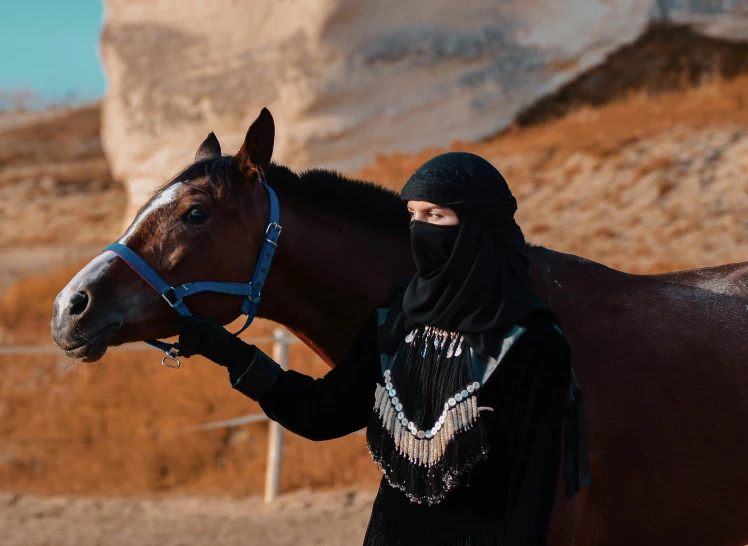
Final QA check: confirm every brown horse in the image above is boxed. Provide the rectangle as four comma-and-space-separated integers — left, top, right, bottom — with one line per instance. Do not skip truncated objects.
51, 109, 748, 546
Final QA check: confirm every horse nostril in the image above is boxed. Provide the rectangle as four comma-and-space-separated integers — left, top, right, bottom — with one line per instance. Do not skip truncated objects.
68, 291, 90, 317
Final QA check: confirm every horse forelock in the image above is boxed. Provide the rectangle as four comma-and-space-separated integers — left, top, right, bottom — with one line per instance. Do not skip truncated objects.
165, 156, 235, 196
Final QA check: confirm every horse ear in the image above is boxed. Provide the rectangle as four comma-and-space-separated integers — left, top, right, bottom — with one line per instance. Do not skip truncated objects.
235, 108, 275, 176
195, 132, 222, 162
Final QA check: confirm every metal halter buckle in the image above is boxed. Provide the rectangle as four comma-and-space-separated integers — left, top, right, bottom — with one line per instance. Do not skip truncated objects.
160, 288, 179, 308
161, 348, 181, 369
265, 222, 282, 247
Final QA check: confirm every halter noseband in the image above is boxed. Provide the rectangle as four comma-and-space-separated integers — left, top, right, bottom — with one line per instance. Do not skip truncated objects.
102, 180, 282, 369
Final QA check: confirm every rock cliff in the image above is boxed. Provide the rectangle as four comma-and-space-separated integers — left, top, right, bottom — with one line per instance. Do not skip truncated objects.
100, 0, 748, 219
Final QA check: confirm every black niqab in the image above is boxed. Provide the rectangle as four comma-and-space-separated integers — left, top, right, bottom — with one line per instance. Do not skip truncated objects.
399, 152, 547, 358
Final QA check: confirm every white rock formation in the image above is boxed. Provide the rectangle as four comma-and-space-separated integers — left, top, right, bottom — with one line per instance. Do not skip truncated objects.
99, 0, 748, 220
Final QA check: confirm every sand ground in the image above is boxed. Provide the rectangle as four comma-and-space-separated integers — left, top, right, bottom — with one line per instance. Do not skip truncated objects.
0, 488, 377, 546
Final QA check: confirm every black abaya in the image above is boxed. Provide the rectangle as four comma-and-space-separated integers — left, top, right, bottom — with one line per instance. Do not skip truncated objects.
245, 306, 570, 546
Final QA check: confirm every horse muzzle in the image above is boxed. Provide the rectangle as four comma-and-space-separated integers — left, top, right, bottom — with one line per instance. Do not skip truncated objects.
53, 321, 121, 362
51, 253, 126, 362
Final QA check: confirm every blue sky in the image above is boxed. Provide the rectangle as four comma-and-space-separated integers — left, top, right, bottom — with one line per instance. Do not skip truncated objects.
0, 0, 105, 106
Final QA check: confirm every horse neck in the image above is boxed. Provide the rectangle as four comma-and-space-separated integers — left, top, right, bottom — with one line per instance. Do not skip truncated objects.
258, 196, 414, 365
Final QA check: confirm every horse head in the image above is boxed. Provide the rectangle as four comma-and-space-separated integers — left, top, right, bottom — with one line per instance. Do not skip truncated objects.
51, 109, 278, 362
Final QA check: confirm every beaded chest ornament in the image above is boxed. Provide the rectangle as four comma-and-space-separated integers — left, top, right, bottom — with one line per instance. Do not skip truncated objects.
366, 325, 496, 505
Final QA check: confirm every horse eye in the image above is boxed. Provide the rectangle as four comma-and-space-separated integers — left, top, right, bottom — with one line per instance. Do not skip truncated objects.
185, 207, 208, 225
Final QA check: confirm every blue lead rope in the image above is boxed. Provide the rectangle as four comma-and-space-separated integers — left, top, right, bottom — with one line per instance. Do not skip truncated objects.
103, 180, 282, 368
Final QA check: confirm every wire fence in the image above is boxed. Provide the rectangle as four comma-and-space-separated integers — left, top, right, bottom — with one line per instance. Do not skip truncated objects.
0, 329, 321, 503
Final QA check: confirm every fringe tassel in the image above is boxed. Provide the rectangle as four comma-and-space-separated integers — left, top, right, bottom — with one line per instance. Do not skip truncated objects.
373, 382, 485, 468
368, 383, 489, 505
367, 325, 491, 506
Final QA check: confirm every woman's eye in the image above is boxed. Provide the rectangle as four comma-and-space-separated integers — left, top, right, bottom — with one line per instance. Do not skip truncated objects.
429, 213, 442, 219
185, 207, 208, 225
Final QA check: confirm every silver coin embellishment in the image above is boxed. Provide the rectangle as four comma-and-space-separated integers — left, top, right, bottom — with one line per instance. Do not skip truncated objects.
467, 385, 475, 394
455, 393, 463, 402
397, 412, 404, 420
384, 369, 391, 377
438, 415, 446, 424
405, 331, 415, 343
448, 398, 457, 407
395, 403, 403, 412
417, 431, 425, 439
401, 418, 408, 426
435, 422, 442, 431
472, 381, 480, 389
391, 397, 399, 405
461, 390, 469, 399
388, 389, 396, 397
385, 383, 392, 391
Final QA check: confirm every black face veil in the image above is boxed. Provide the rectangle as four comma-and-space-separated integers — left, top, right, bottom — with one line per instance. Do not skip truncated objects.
399, 152, 547, 358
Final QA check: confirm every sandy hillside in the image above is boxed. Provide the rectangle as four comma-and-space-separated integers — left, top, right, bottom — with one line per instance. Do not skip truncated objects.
364, 76, 748, 274
0, 104, 125, 291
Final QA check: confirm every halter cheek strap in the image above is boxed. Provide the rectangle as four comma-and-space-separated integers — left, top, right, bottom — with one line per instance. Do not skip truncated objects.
102, 180, 282, 368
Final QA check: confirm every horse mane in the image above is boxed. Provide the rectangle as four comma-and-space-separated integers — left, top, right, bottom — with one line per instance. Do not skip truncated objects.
167, 156, 411, 238
267, 163, 411, 236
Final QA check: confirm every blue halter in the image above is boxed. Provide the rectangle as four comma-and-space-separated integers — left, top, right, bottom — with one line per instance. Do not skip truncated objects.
102, 180, 282, 369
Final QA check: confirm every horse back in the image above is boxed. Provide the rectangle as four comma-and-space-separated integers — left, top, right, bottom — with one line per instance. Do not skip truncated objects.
529, 247, 748, 546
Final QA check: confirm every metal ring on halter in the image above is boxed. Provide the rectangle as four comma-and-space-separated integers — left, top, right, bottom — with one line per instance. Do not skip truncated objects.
161, 349, 181, 369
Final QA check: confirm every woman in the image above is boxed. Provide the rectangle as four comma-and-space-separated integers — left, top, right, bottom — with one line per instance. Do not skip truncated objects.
179, 152, 579, 545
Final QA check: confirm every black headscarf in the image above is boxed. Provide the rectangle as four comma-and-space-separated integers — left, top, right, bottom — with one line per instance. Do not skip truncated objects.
398, 152, 547, 358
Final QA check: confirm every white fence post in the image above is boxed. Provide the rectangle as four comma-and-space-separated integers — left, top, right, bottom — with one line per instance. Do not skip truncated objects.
264, 328, 290, 503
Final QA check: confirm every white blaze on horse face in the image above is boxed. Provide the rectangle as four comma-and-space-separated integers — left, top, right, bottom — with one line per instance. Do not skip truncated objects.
119, 183, 183, 245
57, 252, 117, 308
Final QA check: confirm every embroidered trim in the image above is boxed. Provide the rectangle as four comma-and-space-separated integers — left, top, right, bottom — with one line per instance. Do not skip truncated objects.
373, 373, 487, 467
367, 324, 492, 505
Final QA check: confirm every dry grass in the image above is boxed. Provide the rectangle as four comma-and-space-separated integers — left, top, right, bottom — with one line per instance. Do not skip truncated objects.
0, 267, 380, 496
0, 345, 380, 497
362, 75, 748, 273
363, 75, 748, 184
0, 103, 125, 248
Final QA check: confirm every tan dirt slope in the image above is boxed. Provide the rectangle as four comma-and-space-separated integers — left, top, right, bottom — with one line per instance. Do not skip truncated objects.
0, 103, 124, 248
364, 75, 748, 274
0, 104, 126, 292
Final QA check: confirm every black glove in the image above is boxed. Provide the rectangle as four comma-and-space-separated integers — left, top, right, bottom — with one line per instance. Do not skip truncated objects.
178, 315, 257, 370
178, 316, 282, 400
